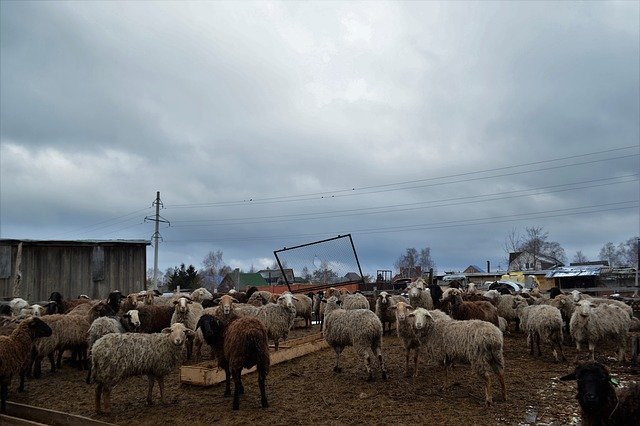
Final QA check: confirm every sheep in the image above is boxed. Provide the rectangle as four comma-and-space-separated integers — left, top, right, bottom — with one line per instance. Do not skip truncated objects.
409, 307, 506, 406
171, 296, 204, 360
312, 293, 325, 327
339, 292, 370, 310
251, 293, 297, 351
7, 298, 29, 316
441, 288, 499, 326
322, 296, 387, 381
48, 292, 92, 314
136, 304, 174, 334
492, 293, 527, 332
570, 299, 631, 364
247, 291, 274, 306
498, 317, 508, 334
560, 361, 640, 426
225, 316, 270, 410
18, 304, 45, 318
516, 303, 566, 362
91, 322, 194, 414
548, 293, 577, 336
407, 279, 434, 310
289, 292, 313, 328
0, 317, 52, 413
85, 316, 126, 384
392, 301, 421, 378
375, 291, 408, 333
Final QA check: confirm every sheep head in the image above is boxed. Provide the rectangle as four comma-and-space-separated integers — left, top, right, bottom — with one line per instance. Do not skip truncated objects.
392, 301, 414, 321
162, 322, 194, 346
408, 307, 433, 330
560, 362, 615, 415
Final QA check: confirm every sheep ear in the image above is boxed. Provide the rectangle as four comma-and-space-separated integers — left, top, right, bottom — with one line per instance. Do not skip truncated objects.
161, 327, 172, 334
408, 312, 415, 317
320, 299, 327, 304
292, 296, 299, 301
173, 300, 179, 305
559, 372, 576, 381
185, 329, 195, 339
231, 298, 239, 303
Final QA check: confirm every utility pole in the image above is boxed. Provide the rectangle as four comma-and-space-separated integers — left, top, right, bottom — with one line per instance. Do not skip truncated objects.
145, 191, 170, 291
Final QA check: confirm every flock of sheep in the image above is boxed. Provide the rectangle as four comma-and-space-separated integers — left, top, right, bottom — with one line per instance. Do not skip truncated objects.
1, 280, 639, 421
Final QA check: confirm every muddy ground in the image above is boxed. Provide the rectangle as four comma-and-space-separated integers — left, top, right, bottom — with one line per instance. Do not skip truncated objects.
10, 323, 640, 426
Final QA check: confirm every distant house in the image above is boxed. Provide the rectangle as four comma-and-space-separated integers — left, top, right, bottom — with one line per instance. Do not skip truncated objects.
463, 265, 485, 274
508, 251, 564, 272
0, 238, 150, 301
219, 272, 267, 293
343, 272, 362, 282
257, 268, 294, 284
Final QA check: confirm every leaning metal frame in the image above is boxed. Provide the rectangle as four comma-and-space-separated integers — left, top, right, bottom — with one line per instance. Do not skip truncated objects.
273, 234, 365, 293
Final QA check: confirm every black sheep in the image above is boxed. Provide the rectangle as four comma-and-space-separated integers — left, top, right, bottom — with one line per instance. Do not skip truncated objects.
560, 362, 640, 426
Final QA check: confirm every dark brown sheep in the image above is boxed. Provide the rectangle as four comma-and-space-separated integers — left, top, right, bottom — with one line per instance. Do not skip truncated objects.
224, 316, 270, 410
560, 362, 640, 426
135, 304, 174, 333
443, 288, 499, 326
0, 317, 52, 413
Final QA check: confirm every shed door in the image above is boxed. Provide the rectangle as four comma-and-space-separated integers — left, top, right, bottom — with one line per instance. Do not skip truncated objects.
0, 245, 11, 279
92, 246, 105, 282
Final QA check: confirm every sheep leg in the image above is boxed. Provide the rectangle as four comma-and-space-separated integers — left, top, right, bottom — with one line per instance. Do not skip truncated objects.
377, 346, 387, 380
232, 368, 242, 410
404, 349, 411, 377
364, 352, 374, 382
1, 382, 7, 414
223, 367, 231, 396
527, 334, 533, 355
157, 376, 166, 404
56, 349, 63, 369
497, 370, 506, 402
103, 387, 111, 414
617, 344, 626, 365
333, 347, 343, 373
258, 367, 268, 408
483, 371, 493, 406
147, 375, 155, 405
95, 384, 103, 414
535, 333, 542, 357
86, 363, 92, 384
274, 339, 279, 352
588, 343, 595, 362
186, 339, 193, 360
412, 348, 420, 379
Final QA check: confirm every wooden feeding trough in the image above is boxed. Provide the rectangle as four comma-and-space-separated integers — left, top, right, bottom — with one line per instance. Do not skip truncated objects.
181, 332, 327, 386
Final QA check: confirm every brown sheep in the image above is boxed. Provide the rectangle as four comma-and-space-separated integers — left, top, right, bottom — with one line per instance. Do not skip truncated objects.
1, 317, 52, 413
135, 304, 174, 334
442, 288, 499, 326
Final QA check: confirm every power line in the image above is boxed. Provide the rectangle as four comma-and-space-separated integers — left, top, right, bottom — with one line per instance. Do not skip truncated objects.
47, 207, 152, 238
166, 145, 638, 208
163, 200, 638, 243
168, 174, 637, 227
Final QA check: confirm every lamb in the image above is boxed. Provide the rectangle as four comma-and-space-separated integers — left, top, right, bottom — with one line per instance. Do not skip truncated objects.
289, 292, 313, 328
392, 301, 422, 377
570, 299, 631, 364
91, 322, 194, 414
171, 296, 204, 360
18, 304, 45, 318
407, 278, 434, 310
0, 317, 52, 413
516, 303, 566, 362
441, 288, 499, 326
375, 291, 408, 333
560, 361, 640, 426
322, 296, 387, 381
409, 307, 506, 406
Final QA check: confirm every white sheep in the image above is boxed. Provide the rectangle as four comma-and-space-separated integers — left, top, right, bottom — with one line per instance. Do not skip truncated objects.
392, 301, 421, 377
171, 296, 204, 360
91, 322, 194, 414
516, 303, 566, 362
407, 279, 434, 310
570, 299, 631, 364
375, 291, 408, 333
254, 292, 297, 351
339, 292, 370, 310
288, 292, 313, 328
322, 296, 387, 381
409, 307, 506, 406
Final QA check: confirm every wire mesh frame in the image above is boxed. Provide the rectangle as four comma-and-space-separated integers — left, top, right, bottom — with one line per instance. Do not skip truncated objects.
273, 234, 365, 293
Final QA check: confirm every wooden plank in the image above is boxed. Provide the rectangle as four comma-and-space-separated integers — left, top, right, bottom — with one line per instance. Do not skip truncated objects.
6, 402, 116, 426
0, 414, 46, 426
181, 334, 328, 386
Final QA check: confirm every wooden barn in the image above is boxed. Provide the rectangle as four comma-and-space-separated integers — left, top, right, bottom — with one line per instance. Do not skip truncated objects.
0, 239, 150, 302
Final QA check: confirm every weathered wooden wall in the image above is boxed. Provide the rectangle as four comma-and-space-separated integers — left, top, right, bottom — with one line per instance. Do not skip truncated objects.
0, 240, 149, 302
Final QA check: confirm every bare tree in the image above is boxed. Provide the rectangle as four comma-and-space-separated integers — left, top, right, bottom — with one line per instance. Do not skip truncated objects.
572, 251, 589, 264
395, 247, 435, 278
505, 226, 566, 270
599, 242, 620, 266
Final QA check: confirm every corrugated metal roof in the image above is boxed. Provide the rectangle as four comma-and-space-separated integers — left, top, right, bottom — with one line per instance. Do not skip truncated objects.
0, 238, 150, 246
545, 266, 603, 278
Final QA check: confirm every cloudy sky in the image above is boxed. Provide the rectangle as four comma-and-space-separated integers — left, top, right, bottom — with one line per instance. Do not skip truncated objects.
1, 1, 638, 279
